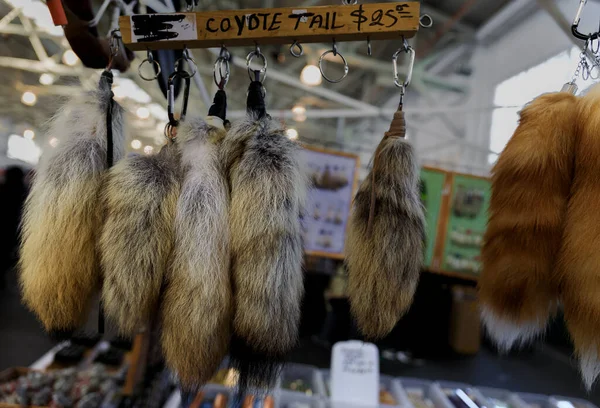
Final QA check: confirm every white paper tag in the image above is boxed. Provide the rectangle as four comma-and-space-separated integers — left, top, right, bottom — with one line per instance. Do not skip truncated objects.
330, 341, 379, 408
130, 13, 197, 43
291, 9, 309, 23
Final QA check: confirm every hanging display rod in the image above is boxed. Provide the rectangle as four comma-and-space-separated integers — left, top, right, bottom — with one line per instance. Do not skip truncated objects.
119, 2, 420, 51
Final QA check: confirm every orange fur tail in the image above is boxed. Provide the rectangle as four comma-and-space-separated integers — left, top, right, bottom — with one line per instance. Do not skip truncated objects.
557, 84, 600, 390
480, 92, 578, 351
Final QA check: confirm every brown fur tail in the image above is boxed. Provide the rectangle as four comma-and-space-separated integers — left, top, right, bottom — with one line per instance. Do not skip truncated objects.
557, 85, 600, 389
100, 144, 181, 336
479, 92, 578, 351
346, 136, 425, 339
19, 86, 126, 332
160, 118, 232, 389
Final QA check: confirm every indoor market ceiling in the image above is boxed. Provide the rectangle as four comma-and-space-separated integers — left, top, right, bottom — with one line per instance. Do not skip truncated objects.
0, 0, 538, 169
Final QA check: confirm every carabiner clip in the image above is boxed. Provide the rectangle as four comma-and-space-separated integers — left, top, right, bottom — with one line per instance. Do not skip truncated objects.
214, 46, 231, 90
393, 39, 415, 96
167, 71, 191, 128
572, 0, 600, 41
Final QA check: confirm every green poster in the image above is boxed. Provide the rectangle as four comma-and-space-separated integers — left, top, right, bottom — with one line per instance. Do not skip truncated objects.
441, 175, 491, 276
419, 168, 446, 268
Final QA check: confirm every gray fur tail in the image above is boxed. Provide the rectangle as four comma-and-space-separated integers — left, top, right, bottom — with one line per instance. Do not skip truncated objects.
346, 136, 425, 339
222, 114, 308, 395
100, 144, 181, 336
161, 118, 233, 389
19, 84, 126, 333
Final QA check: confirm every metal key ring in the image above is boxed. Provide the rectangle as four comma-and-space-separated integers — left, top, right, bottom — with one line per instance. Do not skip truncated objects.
167, 70, 191, 127
319, 48, 349, 83
214, 57, 230, 89
420, 14, 433, 28
175, 47, 197, 79
138, 51, 161, 81
246, 45, 268, 82
290, 41, 304, 57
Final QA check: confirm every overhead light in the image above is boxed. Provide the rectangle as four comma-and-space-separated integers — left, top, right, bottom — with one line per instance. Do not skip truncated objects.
113, 85, 126, 100
286, 128, 299, 140
21, 91, 37, 106
39, 73, 55, 85
131, 139, 142, 150
136, 107, 150, 120
292, 105, 307, 122
62, 50, 79, 66
300, 64, 322, 86
149, 103, 168, 121
49, 137, 59, 148
113, 78, 151, 103
7, 134, 41, 165
143, 145, 154, 155
23, 129, 35, 140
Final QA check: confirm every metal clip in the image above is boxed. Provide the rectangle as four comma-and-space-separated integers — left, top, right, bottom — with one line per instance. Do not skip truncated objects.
572, 0, 599, 41
175, 46, 197, 79
214, 46, 231, 90
393, 38, 415, 103
167, 70, 191, 128
246, 44, 268, 82
138, 49, 161, 81
290, 40, 304, 58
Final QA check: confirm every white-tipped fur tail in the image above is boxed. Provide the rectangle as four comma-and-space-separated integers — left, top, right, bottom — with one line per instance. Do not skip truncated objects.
578, 348, 600, 391
480, 306, 546, 352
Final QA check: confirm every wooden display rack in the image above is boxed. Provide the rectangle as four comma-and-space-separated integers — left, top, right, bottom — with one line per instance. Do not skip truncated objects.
119, 2, 420, 50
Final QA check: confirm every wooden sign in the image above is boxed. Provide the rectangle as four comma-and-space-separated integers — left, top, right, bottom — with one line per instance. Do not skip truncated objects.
119, 2, 420, 51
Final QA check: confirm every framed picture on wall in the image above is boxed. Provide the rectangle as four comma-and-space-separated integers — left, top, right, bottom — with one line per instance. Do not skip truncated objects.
301, 145, 360, 259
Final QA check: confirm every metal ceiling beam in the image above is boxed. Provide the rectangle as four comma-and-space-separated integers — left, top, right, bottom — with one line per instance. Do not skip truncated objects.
0, 57, 84, 75
19, 13, 49, 63
419, 4, 476, 36
0, 7, 20, 30
0, 23, 60, 40
476, 0, 538, 44
426, 43, 470, 75
139, 0, 172, 13
228, 103, 519, 119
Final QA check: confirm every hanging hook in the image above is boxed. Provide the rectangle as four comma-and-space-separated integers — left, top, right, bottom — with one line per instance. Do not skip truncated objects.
367, 37, 372, 57
246, 44, 268, 83
319, 39, 349, 83
392, 38, 415, 104
419, 14, 433, 28
185, 0, 199, 11
214, 46, 231, 90
572, 0, 600, 41
167, 70, 191, 131
175, 46, 198, 79
138, 49, 161, 81
290, 40, 304, 58
105, 29, 121, 71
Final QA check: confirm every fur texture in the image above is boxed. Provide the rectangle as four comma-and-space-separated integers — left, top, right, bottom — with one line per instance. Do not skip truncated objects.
345, 136, 425, 339
556, 84, 600, 389
221, 114, 307, 392
160, 117, 232, 389
479, 92, 578, 351
20, 83, 126, 332
100, 144, 181, 335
